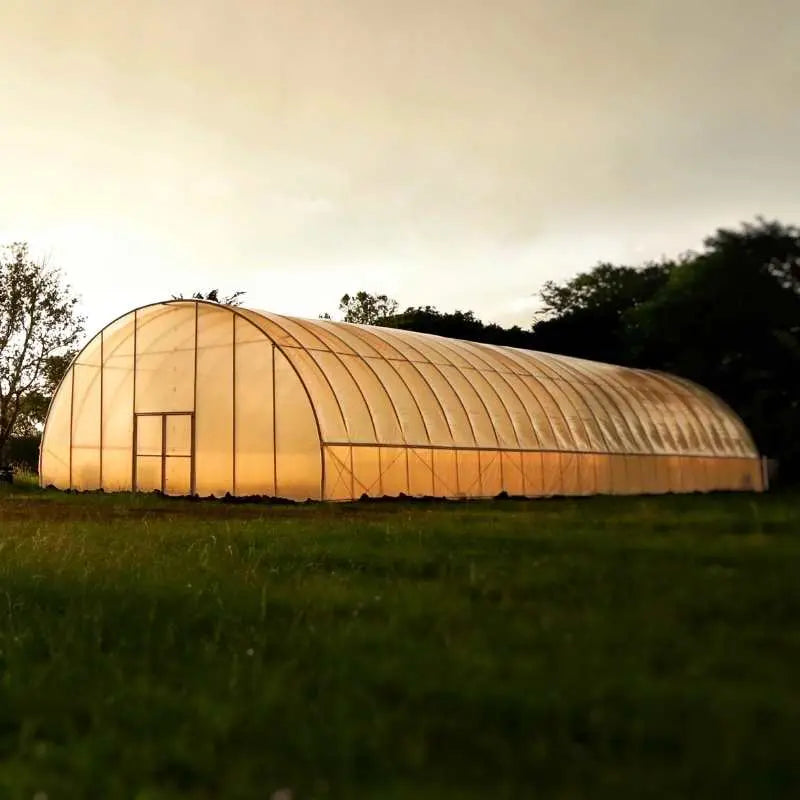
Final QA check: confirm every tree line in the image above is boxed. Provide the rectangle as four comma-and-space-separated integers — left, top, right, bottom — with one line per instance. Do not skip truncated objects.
1, 217, 798, 479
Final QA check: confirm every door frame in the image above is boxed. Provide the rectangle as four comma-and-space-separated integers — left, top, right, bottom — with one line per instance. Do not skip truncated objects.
132, 411, 195, 495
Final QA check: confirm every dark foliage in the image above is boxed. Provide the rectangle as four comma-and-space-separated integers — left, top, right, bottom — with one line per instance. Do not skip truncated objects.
531, 261, 676, 364
4, 433, 39, 470
324, 293, 538, 348
379, 306, 538, 349
531, 218, 800, 476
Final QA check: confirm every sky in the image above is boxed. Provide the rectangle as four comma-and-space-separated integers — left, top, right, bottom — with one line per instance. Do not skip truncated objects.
2, 0, 799, 336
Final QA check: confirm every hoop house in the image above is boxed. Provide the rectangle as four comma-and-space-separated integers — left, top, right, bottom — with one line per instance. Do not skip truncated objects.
40, 300, 765, 499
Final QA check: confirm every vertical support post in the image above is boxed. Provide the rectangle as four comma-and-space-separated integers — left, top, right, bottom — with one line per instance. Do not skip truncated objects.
350, 446, 355, 500
232, 312, 236, 497
272, 344, 277, 498
161, 414, 167, 494
131, 309, 138, 491
191, 302, 198, 496
319, 448, 325, 501
68, 368, 74, 489
99, 329, 104, 490
132, 414, 138, 492
190, 412, 196, 497
498, 448, 504, 495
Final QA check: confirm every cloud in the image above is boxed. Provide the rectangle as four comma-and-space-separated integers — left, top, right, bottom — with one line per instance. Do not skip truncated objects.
0, 0, 798, 332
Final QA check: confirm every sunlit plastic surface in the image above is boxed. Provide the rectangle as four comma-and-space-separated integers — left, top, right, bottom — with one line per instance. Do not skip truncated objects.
40, 300, 765, 501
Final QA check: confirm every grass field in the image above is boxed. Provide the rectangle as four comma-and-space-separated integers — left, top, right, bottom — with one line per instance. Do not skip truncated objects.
0, 481, 799, 799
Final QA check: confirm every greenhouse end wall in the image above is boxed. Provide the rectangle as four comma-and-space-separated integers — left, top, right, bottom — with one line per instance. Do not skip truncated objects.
40, 302, 322, 500
40, 300, 765, 500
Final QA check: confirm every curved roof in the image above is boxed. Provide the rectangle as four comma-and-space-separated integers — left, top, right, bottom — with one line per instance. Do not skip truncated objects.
230, 305, 757, 458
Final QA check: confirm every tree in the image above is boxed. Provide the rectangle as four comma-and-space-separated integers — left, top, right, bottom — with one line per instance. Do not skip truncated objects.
326, 293, 539, 347
172, 289, 246, 306
530, 217, 800, 477
338, 292, 399, 324
535, 261, 677, 319
530, 261, 676, 365
0, 244, 83, 461
382, 305, 538, 348
628, 218, 800, 474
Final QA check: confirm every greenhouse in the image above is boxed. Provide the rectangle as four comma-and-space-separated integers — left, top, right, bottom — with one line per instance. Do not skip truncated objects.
40, 300, 765, 500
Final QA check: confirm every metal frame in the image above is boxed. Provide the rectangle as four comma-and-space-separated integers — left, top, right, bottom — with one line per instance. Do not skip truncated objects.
342, 325, 435, 450
38, 297, 764, 500
131, 309, 138, 489
133, 410, 194, 495
67, 367, 74, 487
315, 319, 460, 462
418, 336, 510, 494
458, 340, 546, 450
271, 344, 277, 496
192, 302, 198, 495
668, 372, 753, 456
271, 314, 378, 499
525, 350, 639, 492
99, 329, 104, 487
257, 315, 343, 499
532, 351, 619, 451
517, 350, 599, 452
321, 440, 759, 460
647, 371, 719, 454
290, 317, 410, 497
232, 311, 237, 496
39, 299, 327, 497
476, 345, 578, 451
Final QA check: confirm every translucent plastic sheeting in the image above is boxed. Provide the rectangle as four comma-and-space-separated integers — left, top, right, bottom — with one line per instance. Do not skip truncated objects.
101, 314, 134, 491
234, 316, 275, 496
317, 447, 762, 499
40, 300, 765, 501
194, 305, 234, 497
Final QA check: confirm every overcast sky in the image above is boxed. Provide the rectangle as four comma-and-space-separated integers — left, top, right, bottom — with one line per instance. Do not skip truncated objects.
2, 0, 798, 335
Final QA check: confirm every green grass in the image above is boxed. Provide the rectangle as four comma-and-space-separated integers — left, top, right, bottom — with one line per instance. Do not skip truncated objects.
0, 483, 799, 799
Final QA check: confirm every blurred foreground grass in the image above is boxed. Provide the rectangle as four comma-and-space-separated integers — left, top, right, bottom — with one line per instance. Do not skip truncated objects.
0, 483, 799, 799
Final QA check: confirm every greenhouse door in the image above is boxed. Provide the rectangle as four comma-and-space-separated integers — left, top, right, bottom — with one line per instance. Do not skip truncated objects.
133, 412, 194, 495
